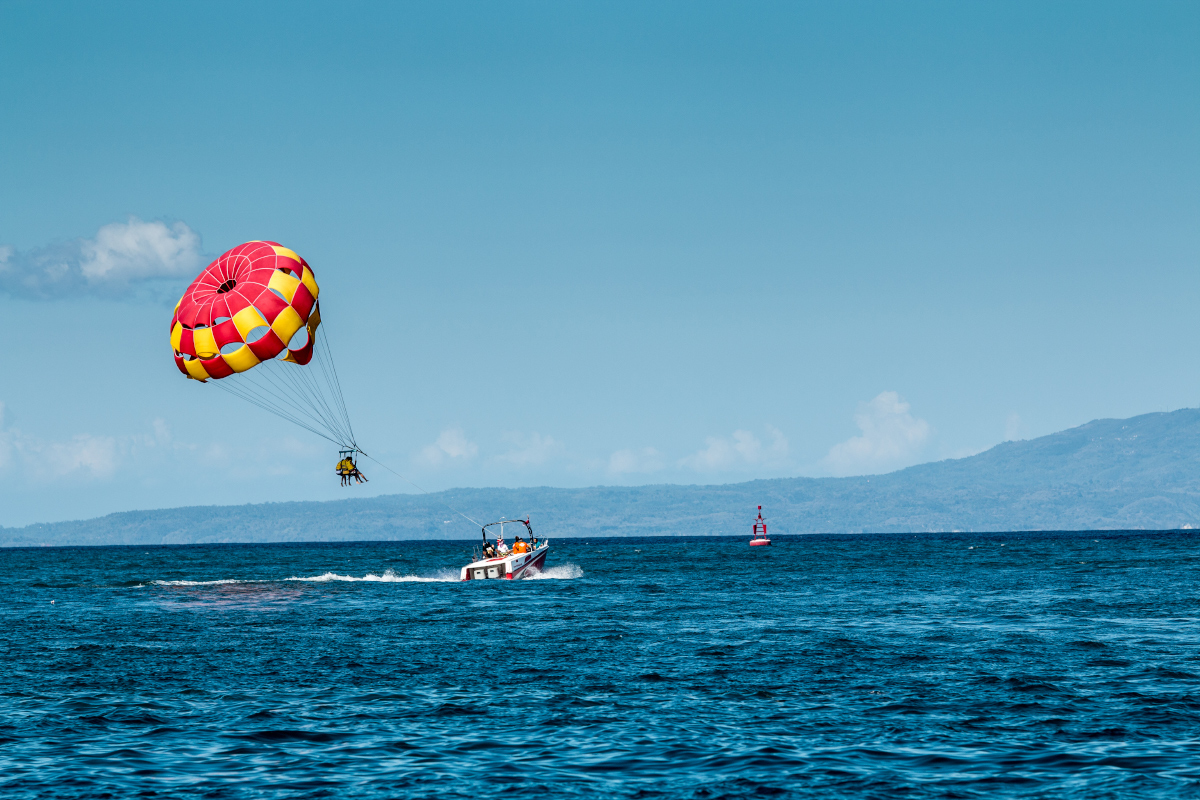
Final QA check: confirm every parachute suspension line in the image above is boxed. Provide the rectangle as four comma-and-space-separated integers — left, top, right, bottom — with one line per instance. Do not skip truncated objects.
287, 367, 352, 446
241, 362, 328, 433
355, 450, 485, 529
314, 328, 350, 448
224, 360, 353, 449
262, 358, 352, 447
314, 325, 355, 447
224, 373, 344, 447
266, 359, 352, 448
301, 349, 351, 446
209, 378, 346, 449
205, 320, 358, 452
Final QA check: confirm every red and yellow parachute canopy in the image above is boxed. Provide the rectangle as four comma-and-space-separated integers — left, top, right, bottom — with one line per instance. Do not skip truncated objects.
170, 241, 320, 381
170, 241, 355, 449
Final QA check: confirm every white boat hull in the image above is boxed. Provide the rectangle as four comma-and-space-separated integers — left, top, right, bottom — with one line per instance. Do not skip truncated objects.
461, 545, 550, 581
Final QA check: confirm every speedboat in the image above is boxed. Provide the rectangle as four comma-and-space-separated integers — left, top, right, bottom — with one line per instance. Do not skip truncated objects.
749, 505, 771, 546
461, 518, 550, 581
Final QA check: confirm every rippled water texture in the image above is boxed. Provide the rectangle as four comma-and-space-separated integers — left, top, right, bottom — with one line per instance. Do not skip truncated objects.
3, 533, 1200, 798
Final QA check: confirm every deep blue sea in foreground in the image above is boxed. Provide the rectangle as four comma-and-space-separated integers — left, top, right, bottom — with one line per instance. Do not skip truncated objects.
3, 532, 1200, 799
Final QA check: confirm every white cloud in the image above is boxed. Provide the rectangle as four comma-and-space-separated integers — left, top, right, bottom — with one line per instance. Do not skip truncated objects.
0, 217, 203, 299
679, 426, 789, 473
80, 218, 201, 281
418, 428, 478, 467
496, 432, 564, 467
41, 434, 121, 479
608, 446, 664, 475
0, 407, 121, 480
824, 391, 931, 476
0, 406, 204, 483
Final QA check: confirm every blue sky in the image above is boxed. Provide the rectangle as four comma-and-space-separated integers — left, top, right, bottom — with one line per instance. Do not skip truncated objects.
1, 1, 1197, 527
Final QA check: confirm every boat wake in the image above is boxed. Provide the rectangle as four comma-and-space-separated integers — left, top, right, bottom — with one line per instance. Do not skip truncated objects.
528, 563, 584, 580
151, 568, 460, 586
148, 565, 582, 586
151, 579, 256, 587
287, 569, 460, 583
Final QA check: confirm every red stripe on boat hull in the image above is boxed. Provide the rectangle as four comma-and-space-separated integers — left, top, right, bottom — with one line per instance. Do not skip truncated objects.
506, 547, 550, 579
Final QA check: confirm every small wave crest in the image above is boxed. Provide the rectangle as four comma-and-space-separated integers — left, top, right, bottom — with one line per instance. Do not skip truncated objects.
529, 563, 584, 580
151, 579, 249, 587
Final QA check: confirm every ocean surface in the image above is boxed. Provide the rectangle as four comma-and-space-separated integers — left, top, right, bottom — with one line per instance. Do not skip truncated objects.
3, 532, 1200, 799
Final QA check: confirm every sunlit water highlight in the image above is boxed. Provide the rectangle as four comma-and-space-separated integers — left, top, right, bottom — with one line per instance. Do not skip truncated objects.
2, 533, 1199, 798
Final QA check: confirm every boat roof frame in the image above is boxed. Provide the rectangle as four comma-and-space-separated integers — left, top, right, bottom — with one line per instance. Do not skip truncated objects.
481, 518, 533, 539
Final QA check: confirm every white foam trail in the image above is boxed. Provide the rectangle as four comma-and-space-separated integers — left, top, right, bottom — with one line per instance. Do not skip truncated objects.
151, 568, 460, 586
528, 563, 584, 580
285, 568, 459, 583
148, 564, 578, 587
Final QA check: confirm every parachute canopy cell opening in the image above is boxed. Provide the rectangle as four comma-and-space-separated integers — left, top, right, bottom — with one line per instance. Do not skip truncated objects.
169, 240, 356, 450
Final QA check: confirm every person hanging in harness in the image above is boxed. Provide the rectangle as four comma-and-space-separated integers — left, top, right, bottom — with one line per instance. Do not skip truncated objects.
335, 451, 367, 486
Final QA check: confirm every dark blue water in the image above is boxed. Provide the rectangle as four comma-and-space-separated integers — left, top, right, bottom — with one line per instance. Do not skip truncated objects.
3, 533, 1200, 798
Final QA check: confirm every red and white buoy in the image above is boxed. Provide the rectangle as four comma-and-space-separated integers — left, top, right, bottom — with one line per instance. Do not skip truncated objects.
749, 505, 771, 546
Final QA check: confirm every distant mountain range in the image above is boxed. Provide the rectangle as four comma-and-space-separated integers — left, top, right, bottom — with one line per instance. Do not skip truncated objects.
5, 408, 1200, 547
